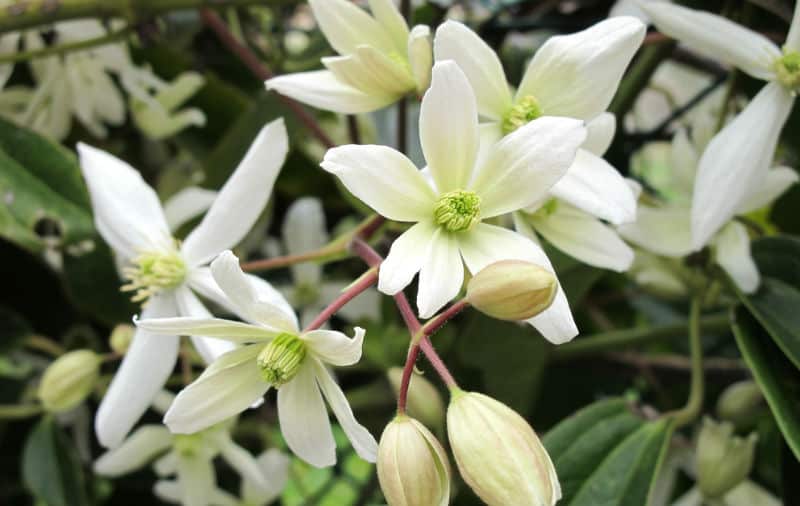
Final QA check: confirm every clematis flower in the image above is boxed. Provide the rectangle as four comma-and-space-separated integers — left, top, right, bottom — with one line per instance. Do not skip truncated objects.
619, 129, 797, 293
136, 251, 378, 468
639, 1, 800, 248
322, 61, 587, 343
79, 118, 289, 448
266, 0, 432, 114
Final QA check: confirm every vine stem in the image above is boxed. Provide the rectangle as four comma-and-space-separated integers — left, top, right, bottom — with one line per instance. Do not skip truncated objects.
670, 297, 705, 428
303, 268, 379, 332
0, 25, 132, 63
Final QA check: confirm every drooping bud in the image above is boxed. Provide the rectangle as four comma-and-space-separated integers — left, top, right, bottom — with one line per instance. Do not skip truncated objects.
447, 391, 560, 506
502, 95, 542, 134
387, 368, 445, 430
257, 333, 306, 387
377, 416, 450, 506
109, 324, 135, 355
696, 417, 757, 499
775, 50, 800, 92
716, 381, 764, 430
38, 350, 101, 413
433, 190, 481, 232
466, 260, 557, 321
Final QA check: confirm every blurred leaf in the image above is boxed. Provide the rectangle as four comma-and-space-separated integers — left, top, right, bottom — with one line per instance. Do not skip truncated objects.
544, 398, 674, 506
733, 306, 800, 461
22, 416, 89, 506
751, 235, 800, 289
0, 305, 33, 354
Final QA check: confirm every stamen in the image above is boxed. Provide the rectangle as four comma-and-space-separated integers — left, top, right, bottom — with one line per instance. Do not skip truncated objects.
502, 95, 542, 134
433, 190, 482, 232
257, 333, 307, 387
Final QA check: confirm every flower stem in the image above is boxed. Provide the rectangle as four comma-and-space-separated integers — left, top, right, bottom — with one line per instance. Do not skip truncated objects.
670, 296, 705, 428
0, 404, 43, 419
303, 268, 379, 332
416, 299, 470, 345
0, 24, 133, 63
397, 344, 420, 414
25, 335, 65, 356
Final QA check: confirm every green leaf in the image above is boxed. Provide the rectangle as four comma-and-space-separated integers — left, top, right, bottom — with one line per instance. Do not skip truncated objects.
732, 306, 800, 461
0, 305, 33, 354
22, 416, 89, 506
544, 399, 674, 506
751, 235, 800, 290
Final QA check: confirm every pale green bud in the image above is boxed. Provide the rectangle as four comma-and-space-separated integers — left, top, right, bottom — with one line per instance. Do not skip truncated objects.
696, 417, 757, 499
378, 416, 450, 506
109, 324, 135, 355
38, 350, 101, 413
387, 368, 445, 430
466, 260, 557, 321
447, 391, 560, 506
716, 381, 764, 430
257, 333, 306, 387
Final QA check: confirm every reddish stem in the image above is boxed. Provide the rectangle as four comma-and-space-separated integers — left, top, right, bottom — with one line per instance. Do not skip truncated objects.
303, 269, 379, 332
419, 337, 457, 389
421, 299, 469, 340
397, 345, 420, 414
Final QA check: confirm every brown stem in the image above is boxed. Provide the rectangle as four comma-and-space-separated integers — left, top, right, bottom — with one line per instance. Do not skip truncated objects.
302, 268, 379, 332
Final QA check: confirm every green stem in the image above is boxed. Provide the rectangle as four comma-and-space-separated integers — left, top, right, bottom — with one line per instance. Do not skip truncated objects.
0, 24, 132, 63
671, 297, 705, 428
551, 312, 729, 361
0, 403, 43, 419
609, 40, 675, 118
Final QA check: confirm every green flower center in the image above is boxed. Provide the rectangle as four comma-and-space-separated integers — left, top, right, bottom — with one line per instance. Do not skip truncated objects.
173, 433, 204, 457
532, 198, 559, 218
433, 190, 481, 232
257, 333, 307, 387
776, 51, 800, 91
121, 248, 187, 303
502, 95, 542, 134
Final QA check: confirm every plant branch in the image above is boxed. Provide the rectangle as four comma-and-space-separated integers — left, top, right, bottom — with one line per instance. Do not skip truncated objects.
670, 297, 705, 428
303, 268, 379, 332
0, 24, 132, 63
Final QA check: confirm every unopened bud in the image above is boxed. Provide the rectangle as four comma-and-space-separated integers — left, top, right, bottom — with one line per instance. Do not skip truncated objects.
466, 260, 557, 321
696, 417, 757, 499
387, 368, 445, 429
716, 381, 764, 430
378, 416, 450, 506
38, 350, 101, 413
447, 391, 560, 506
109, 324, 135, 355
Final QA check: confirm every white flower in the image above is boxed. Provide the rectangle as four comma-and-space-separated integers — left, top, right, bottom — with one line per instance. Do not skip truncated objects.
639, 1, 800, 248
79, 118, 289, 448
136, 251, 378, 468
266, 0, 431, 114
322, 61, 587, 343
275, 197, 380, 327
619, 129, 797, 293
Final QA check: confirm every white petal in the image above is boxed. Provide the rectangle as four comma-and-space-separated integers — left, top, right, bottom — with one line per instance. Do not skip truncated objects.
549, 149, 637, 225
787, 2, 800, 52
176, 454, 216, 506
670, 128, 700, 194
691, 83, 793, 249
476, 122, 504, 170
619, 205, 694, 257
267, 70, 397, 114
368, 0, 409, 53
517, 17, 646, 119
319, 282, 382, 322
434, 20, 513, 120
471, 116, 587, 217
242, 449, 291, 505
136, 316, 278, 344
210, 251, 298, 332
713, 222, 759, 293
312, 360, 378, 462
163, 187, 218, 232
736, 166, 799, 214
94, 425, 172, 476
419, 61, 479, 193
95, 294, 178, 448
309, 0, 395, 55
282, 197, 326, 286
378, 221, 437, 295
408, 25, 433, 93
174, 286, 236, 364
302, 327, 365, 366
164, 344, 269, 434
583, 112, 616, 156
323, 48, 414, 97
322, 144, 436, 221
77, 143, 171, 259
417, 229, 463, 318
218, 435, 272, 493
640, 2, 780, 81
181, 119, 288, 266
277, 361, 336, 467
531, 205, 634, 272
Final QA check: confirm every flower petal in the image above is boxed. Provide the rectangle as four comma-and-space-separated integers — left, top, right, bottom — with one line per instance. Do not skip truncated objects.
242, 449, 291, 505
174, 286, 236, 363
471, 116, 586, 218
302, 327, 365, 366
135, 316, 278, 344
691, 82, 794, 249
164, 344, 269, 434
181, 119, 288, 266
583, 112, 616, 156
312, 360, 378, 462
434, 20, 513, 120
77, 143, 171, 259
409, 25, 433, 93
277, 361, 336, 467
162, 186, 218, 232
736, 166, 799, 214
549, 149, 637, 225
619, 205, 694, 257
94, 425, 172, 476
640, 2, 780, 80
95, 294, 178, 448
322, 145, 436, 221
323, 47, 414, 97
419, 60, 479, 193
309, 0, 395, 55
217, 435, 272, 493
418, 229, 463, 318
378, 221, 437, 295
713, 222, 759, 294
368, 0, 409, 53
787, 3, 800, 52
282, 197, 326, 286
176, 454, 216, 506
266, 70, 397, 114
517, 17, 646, 119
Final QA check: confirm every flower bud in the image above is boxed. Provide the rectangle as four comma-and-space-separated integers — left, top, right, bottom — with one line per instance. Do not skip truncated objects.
466, 260, 557, 321
387, 368, 445, 430
696, 417, 757, 499
109, 324, 135, 355
716, 381, 764, 430
38, 350, 101, 413
447, 391, 560, 506
378, 416, 450, 506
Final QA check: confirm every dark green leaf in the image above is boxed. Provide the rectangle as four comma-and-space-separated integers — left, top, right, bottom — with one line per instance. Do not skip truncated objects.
751, 235, 800, 290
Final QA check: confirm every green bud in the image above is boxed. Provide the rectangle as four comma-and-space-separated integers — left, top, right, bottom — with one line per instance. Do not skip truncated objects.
257, 333, 306, 387
696, 417, 757, 499
387, 368, 445, 430
466, 260, 558, 321
716, 381, 764, 430
109, 324, 135, 355
38, 350, 101, 413
433, 190, 481, 232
